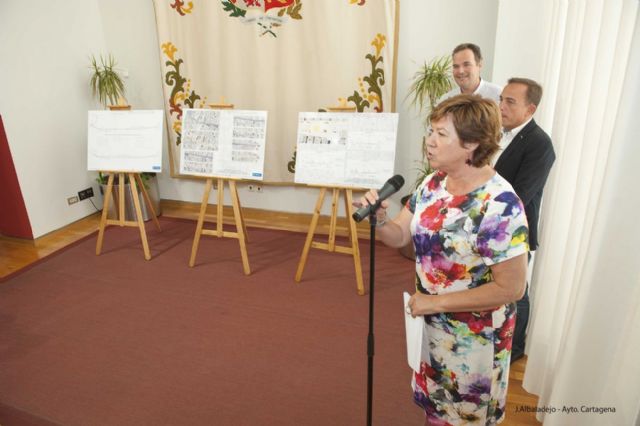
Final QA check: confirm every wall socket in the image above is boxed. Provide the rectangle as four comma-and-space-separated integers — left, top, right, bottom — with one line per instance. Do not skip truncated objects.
247, 184, 263, 193
67, 196, 79, 205
78, 187, 94, 200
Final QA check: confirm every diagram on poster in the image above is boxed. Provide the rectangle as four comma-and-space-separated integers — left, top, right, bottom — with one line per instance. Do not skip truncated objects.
294, 112, 398, 188
180, 109, 267, 180
87, 110, 163, 172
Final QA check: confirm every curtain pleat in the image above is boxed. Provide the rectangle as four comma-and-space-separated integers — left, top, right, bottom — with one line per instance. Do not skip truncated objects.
522, 0, 639, 423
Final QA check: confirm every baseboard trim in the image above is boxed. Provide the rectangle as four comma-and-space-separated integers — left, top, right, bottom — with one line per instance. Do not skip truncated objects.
160, 199, 372, 239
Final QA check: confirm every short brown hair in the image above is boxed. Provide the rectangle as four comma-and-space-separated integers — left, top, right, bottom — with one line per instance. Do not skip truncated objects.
507, 77, 543, 106
429, 94, 501, 167
452, 43, 483, 64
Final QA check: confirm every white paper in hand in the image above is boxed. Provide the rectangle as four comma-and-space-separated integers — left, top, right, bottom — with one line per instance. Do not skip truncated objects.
403, 292, 424, 372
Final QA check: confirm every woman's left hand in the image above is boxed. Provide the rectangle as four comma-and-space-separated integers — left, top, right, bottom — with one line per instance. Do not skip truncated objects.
407, 292, 437, 317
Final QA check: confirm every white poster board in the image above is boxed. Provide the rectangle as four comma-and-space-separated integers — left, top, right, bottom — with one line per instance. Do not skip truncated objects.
87, 110, 163, 172
180, 109, 267, 180
294, 112, 398, 188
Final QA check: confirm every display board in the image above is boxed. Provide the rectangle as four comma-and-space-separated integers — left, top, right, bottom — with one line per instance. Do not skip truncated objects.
180, 109, 267, 180
294, 112, 398, 188
87, 110, 163, 172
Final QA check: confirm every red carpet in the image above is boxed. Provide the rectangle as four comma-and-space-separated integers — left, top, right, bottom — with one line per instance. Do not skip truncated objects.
0, 218, 423, 425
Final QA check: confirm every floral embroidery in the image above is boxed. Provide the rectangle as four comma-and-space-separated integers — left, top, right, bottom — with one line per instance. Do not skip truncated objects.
171, 0, 194, 16
161, 42, 208, 146
288, 33, 387, 174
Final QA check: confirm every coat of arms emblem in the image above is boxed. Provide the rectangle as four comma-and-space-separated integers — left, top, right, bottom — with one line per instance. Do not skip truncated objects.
222, 0, 303, 37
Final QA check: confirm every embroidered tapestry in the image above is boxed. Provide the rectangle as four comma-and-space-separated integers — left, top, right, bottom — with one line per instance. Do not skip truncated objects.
152, 0, 398, 182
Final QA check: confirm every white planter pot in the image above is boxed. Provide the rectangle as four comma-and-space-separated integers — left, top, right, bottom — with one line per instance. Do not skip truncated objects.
100, 175, 161, 222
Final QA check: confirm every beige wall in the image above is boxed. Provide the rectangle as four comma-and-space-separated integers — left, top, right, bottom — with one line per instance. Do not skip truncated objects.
394, 0, 499, 203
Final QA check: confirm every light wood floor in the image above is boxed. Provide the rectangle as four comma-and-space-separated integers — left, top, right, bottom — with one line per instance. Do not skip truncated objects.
0, 201, 541, 424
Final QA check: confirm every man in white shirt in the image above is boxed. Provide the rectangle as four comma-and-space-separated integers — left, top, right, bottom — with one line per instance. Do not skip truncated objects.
439, 43, 502, 103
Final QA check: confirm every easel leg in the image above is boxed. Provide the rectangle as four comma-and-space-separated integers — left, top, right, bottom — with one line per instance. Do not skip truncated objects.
328, 188, 339, 252
129, 173, 151, 260
216, 178, 224, 237
96, 173, 115, 255
235, 187, 249, 243
109, 182, 119, 221
135, 174, 161, 231
189, 178, 213, 267
295, 188, 326, 282
118, 173, 126, 226
345, 189, 365, 295
230, 180, 250, 275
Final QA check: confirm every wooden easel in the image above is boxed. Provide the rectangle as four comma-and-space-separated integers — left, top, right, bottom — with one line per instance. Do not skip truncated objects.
189, 177, 250, 274
294, 185, 364, 295
188, 101, 251, 275
294, 102, 364, 295
95, 171, 161, 260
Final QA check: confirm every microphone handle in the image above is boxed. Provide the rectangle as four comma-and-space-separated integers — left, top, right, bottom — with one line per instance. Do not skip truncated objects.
353, 201, 379, 223
352, 184, 396, 222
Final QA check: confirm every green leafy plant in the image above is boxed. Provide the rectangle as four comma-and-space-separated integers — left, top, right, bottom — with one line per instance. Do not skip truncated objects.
89, 54, 126, 108
406, 55, 452, 117
96, 171, 155, 188
399, 56, 452, 259
90, 53, 147, 186
412, 156, 433, 189
406, 55, 453, 188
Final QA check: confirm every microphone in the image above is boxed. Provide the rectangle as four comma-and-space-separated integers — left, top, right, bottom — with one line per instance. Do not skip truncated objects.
352, 174, 405, 222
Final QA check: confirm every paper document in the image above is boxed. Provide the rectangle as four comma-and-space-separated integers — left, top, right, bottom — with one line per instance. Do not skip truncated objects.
404, 292, 424, 373
294, 112, 398, 188
180, 109, 267, 179
87, 110, 164, 172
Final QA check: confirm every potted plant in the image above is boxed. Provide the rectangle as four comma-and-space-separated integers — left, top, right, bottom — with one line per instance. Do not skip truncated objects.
399, 55, 452, 259
407, 55, 453, 117
89, 54, 128, 109
404, 54, 453, 191
97, 173, 161, 222
89, 54, 160, 221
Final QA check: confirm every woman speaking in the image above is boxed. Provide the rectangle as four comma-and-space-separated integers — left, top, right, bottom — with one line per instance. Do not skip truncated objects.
359, 94, 529, 425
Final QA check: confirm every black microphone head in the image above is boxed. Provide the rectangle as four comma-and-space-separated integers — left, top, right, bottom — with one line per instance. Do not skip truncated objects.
388, 174, 405, 191
351, 174, 405, 223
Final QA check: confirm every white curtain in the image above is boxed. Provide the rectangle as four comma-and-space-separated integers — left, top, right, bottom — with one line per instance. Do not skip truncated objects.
522, 0, 640, 424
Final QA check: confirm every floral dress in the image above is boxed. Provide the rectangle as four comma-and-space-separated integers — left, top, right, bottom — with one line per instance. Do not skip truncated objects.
407, 171, 529, 425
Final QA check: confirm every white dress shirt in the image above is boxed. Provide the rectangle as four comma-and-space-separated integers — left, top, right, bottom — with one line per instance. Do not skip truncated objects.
439, 78, 502, 104
492, 117, 533, 166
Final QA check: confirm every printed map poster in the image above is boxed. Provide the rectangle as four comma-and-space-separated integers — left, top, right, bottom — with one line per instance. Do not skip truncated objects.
87, 110, 163, 172
180, 109, 267, 180
294, 112, 398, 188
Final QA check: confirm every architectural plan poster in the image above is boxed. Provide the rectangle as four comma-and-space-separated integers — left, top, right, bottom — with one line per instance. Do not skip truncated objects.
180, 109, 267, 180
87, 110, 163, 172
294, 112, 398, 188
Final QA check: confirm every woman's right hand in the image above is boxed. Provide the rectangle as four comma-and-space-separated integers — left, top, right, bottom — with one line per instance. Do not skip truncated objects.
354, 189, 414, 248
353, 189, 389, 223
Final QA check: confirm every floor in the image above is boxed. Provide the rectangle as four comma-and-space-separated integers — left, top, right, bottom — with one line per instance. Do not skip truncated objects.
0, 203, 541, 425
